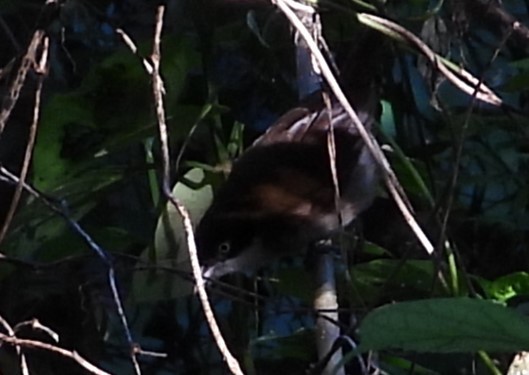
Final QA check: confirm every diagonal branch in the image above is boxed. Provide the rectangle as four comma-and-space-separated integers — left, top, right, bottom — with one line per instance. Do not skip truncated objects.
272, 0, 435, 255
148, 6, 244, 375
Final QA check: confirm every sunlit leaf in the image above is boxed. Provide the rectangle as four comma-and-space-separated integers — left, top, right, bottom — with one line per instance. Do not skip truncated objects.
131, 168, 213, 301
478, 272, 529, 303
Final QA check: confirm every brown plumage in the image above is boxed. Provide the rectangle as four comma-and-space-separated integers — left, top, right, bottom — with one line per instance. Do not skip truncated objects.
196, 88, 380, 279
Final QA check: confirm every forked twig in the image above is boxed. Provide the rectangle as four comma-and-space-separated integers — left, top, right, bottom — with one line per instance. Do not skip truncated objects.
0, 333, 111, 375
0, 314, 29, 375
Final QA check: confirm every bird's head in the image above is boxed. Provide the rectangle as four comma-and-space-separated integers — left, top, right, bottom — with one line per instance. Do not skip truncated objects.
196, 212, 267, 280
196, 207, 317, 280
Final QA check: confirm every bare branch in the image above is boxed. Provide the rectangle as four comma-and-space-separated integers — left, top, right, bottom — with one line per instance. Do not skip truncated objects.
0, 30, 46, 137
0, 333, 111, 375
0, 314, 29, 375
0, 166, 142, 374
272, 0, 435, 255
14, 319, 59, 343
148, 6, 244, 375
357, 13, 502, 107
0, 36, 48, 245
116, 28, 154, 74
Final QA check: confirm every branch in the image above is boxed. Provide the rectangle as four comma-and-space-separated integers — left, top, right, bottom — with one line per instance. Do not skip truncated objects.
465, 0, 529, 48
0, 36, 48, 245
272, 0, 435, 255
0, 30, 45, 137
148, 6, 243, 375
0, 166, 143, 374
0, 333, 111, 375
357, 13, 502, 107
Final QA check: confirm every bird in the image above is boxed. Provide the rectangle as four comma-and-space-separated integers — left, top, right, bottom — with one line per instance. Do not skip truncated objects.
195, 84, 380, 280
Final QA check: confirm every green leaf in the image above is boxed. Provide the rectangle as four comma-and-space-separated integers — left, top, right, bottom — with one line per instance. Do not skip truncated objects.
34, 35, 199, 192
478, 272, 529, 303
34, 92, 95, 190
348, 260, 449, 305
379, 355, 440, 375
359, 298, 529, 352
131, 168, 213, 302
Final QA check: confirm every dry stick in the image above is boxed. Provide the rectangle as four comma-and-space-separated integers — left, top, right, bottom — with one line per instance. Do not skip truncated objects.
0, 314, 29, 375
115, 28, 154, 74
0, 167, 142, 374
272, 0, 434, 255
14, 319, 59, 343
0, 36, 49, 245
0, 29, 47, 256
0, 30, 45, 136
357, 13, 502, 107
0, 333, 111, 375
149, 6, 243, 375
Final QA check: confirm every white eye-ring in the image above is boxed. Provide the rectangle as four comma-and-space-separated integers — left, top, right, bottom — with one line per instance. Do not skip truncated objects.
218, 241, 231, 255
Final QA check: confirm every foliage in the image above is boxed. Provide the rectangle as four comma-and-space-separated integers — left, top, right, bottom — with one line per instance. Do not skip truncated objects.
0, 0, 529, 374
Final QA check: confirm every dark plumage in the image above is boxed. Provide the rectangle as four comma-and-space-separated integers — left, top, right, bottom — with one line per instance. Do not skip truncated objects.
196, 90, 379, 279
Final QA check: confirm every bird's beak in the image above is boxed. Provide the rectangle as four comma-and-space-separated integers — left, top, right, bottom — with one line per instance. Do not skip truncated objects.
201, 261, 236, 281
201, 264, 215, 281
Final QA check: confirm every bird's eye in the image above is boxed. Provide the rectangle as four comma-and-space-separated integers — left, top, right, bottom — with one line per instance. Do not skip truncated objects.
218, 241, 231, 255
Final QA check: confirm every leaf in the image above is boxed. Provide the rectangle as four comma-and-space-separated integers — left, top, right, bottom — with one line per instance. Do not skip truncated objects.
34, 36, 199, 192
347, 260, 449, 306
131, 168, 213, 302
155, 168, 213, 260
478, 272, 529, 303
380, 100, 396, 138
33, 92, 95, 190
359, 298, 529, 353
379, 355, 440, 375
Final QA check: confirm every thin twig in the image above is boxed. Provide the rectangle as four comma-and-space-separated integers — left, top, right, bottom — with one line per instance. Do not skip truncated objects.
0, 333, 111, 375
438, 22, 514, 272
0, 166, 141, 374
0, 30, 45, 137
357, 13, 502, 107
149, 6, 243, 375
115, 28, 154, 74
0, 314, 29, 375
0, 37, 48, 245
272, 0, 435, 255
14, 319, 59, 343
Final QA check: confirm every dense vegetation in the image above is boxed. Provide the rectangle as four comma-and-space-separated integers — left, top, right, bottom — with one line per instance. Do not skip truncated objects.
1, 0, 529, 374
